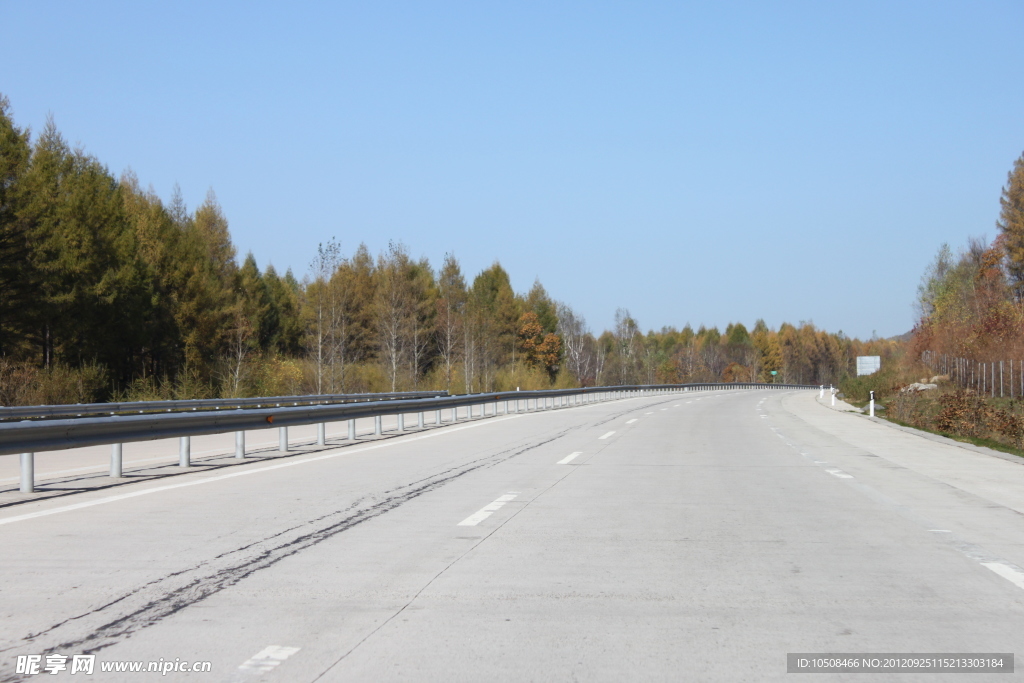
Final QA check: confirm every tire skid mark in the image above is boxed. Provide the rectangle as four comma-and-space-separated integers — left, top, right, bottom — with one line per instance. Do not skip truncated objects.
0, 434, 564, 681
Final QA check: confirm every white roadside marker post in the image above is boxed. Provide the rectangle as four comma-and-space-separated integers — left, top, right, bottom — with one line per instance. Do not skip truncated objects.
111, 443, 123, 477
20, 452, 34, 492
180, 436, 191, 467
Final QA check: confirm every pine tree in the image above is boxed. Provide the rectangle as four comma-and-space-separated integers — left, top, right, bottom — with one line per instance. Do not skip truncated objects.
525, 280, 558, 334
998, 151, 1024, 299
435, 253, 467, 391
263, 265, 303, 356
470, 263, 520, 390
0, 94, 34, 358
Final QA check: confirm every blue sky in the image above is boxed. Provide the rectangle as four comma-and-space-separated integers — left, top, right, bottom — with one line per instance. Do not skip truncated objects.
3, 1, 1022, 339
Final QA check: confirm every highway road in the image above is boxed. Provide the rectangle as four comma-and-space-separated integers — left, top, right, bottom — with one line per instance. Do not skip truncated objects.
2, 389, 1024, 681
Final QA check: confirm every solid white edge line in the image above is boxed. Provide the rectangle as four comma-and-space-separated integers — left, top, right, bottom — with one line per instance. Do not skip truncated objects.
0, 414, 525, 527
557, 452, 582, 465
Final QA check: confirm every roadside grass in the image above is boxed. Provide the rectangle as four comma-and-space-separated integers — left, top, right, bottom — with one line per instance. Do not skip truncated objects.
880, 414, 1024, 459
836, 384, 1024, 459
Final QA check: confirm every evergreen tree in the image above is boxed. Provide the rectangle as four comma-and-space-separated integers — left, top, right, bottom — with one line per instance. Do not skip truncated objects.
525, 280, 558, 334
435, 253, 467, 391
470, 263, 520, 390
119, 174, 186, 379
998, 151, 1024, 299
0, 95, 34, 358
237, 253, 276, 351
264, 265, 303, 356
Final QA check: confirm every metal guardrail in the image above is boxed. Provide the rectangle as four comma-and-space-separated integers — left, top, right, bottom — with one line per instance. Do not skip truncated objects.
4, 382, 817, 493
0, 390, 450, 421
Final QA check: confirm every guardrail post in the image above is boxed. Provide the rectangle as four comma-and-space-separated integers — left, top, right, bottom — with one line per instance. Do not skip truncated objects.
235, 431, 245, 458
435, 409, 441, 424
317, 423, 326, 445
348, 419, 356, 440
398, 414, 405, 431
279, 427, 289, 452
375, 416, 382, 435
179, 437, 190, 467
418, 412, 424, 428
111, 443, 123, 477
20, 453, 34, 492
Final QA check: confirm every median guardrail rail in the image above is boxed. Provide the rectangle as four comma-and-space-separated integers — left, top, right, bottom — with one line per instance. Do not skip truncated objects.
3, 382, 817, 493
0, 390, 451, 422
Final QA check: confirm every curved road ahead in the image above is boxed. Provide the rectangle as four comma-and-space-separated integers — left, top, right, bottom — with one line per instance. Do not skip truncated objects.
2, 390, 1023, 681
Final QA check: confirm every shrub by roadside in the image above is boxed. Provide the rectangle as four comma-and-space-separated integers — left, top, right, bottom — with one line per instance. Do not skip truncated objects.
880, 387, 1024, 456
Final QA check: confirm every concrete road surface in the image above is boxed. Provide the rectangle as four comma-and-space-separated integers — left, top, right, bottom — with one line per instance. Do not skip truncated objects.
2, 389, 1023, 681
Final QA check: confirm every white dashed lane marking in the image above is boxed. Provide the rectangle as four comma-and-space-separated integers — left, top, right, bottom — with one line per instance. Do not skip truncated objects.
458, 493, 519, 526
598, 431, 616, 440
777, 422, 1024, 596
557, 452, 582, 465
982, 562, 1024, 591
238, 646, 300, 674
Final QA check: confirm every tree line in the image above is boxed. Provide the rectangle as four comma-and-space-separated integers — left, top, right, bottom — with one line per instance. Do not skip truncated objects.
857, 149, 1024, 453
0, 95, 866, 404
914, 150, 1024, 362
